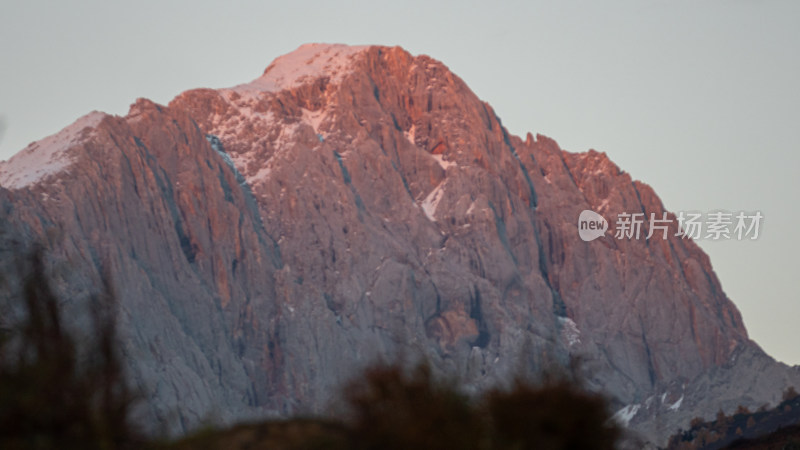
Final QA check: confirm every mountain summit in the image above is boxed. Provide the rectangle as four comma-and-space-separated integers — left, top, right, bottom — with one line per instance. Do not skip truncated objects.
242, 43, 370, 92
1, 44, 796, 445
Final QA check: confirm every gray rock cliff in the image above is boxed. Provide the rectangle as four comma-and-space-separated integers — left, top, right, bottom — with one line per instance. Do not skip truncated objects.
1, 43, 796, 445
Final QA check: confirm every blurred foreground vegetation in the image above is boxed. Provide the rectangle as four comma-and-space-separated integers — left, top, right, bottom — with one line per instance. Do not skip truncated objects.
0, 249, 621, 449
0, 248, 141, 449
667, 388, 800, 450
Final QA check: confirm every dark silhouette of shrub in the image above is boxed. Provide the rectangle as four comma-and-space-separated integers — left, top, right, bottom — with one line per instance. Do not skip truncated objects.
784, 387, 800, 403
160, 419, 350, 450
0, 247, 141, 449
342, 363, 485, 450
668, 393, 800, 449
338, 362, 621, 450
484, 378, 620, 450
690, 417, 705, 428
164, 361, 622, 449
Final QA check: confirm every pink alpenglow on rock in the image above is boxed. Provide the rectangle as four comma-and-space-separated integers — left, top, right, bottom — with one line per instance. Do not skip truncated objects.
0, 44, 795, 446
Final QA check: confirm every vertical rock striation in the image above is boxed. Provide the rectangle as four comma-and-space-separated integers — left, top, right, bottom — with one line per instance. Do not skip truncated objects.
1, 43, 796, 445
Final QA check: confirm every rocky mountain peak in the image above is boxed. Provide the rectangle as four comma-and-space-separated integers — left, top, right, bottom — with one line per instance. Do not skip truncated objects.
0, 111, 107, 190
1, 44, 796, 446
235, 43, 372, 93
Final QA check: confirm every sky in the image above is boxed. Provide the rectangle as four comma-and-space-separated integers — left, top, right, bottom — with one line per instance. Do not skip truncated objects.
1, 0, 798, 364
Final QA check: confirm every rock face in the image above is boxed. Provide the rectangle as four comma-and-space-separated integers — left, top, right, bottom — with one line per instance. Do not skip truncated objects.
1, 43, 797, 445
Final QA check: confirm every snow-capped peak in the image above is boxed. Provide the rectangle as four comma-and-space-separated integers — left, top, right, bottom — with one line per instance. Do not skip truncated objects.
0, 111, 106, 189
232, 43, 370, 93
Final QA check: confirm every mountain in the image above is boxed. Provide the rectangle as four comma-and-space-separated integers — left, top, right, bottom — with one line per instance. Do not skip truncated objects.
1, 43, 797, 446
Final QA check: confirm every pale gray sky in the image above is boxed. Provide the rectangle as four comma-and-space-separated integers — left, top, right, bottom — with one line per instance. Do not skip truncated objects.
1, 0, 798, 364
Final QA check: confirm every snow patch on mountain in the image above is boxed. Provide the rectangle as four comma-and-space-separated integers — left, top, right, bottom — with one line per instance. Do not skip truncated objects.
421, 182, 446, 221
404, 124, 417, 145
302, 108, 326, 133
614, 404, 641, 427
432, 154, 456, 171
668, 395, 684, 411
0, 111, 106, 189
558, 317, 582, 348
232, 43, 370, 93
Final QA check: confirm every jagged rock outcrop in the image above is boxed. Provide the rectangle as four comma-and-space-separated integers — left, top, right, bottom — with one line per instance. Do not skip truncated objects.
1, 43, 797, 445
